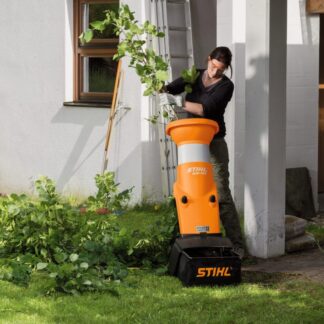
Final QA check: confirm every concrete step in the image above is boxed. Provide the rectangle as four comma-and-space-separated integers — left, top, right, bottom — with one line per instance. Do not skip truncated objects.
285, 215, 308, 240
285, 233, 316, 253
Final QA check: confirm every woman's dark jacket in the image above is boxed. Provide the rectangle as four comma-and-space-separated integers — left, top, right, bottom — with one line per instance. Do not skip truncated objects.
166, 69, 234, 138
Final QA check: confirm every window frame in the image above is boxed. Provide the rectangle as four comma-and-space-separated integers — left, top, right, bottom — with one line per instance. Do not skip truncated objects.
73, 0, 119, 105
306, 0, 324, 14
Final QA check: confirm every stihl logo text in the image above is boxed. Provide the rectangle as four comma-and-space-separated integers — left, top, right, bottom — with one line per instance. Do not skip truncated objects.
187, 167, 208, 175
196, 267, 231, 277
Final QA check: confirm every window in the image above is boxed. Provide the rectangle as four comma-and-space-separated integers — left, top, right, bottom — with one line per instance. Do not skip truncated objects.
73, 0, 119, 105
306, 0, 324, 14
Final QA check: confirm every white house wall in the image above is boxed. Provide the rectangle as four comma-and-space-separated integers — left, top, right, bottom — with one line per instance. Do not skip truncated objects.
0, 0, 320, 207
217, 0, 246, 211
191, 0, 217, 69
218, 0, 319, 210
286, 0, 319, 207
0, 0, 147, 202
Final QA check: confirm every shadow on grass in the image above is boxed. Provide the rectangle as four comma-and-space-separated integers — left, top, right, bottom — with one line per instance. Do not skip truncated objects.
242, 270, 302, 286
1, 270, 324, 323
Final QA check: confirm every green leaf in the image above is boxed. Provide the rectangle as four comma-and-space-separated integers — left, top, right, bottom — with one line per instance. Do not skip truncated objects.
80, 262, 89, 270
36, 262, 48, 270
181, 65, 199, 85
130, 24, 141, 34
78, 32, 85, 44
181, 69, 189, 80
8, 205, 20, 216
69, 254, 79, 262
10, 193, 19, 200
143, 88, 153, 96
135, 64, 145, 76
40, 248, 48, 258
146, 23, 156, 34
83, 29, 94, 43
156, 70, 169, 82
54, 252, 67, 264
90, 20, 105, 32
185, 85, 192, 93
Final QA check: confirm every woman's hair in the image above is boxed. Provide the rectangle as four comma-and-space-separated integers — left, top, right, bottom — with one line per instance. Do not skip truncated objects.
209, 46, 233, 77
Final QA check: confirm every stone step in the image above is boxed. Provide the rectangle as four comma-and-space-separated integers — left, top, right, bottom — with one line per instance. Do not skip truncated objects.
285, 215, 308, 240
285, 233, 317, 253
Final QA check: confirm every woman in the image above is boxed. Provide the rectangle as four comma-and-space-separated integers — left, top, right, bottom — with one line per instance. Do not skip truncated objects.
162, 46, 244, 257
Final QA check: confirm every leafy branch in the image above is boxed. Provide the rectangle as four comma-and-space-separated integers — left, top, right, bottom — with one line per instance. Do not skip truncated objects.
79, 4, 199, 121
80, 4, 168, 96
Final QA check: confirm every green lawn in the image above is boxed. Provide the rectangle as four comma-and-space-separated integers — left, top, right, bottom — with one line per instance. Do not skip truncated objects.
1, 206, 324, 323
115, 205, 164, 232
307, 223, 324, 247
0, 270, 323, 323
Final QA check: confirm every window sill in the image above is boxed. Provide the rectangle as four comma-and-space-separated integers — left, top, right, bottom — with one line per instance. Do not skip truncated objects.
63, 101, 111, 109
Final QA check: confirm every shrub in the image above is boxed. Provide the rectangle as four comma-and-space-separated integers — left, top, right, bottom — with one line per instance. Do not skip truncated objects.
0, 174, 179, 292
0, 173, 130, 294
85, 171, 133, 213
130, 210, 178, 269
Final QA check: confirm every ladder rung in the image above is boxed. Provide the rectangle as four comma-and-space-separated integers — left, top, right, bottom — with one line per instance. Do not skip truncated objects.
170, 54, 193, 59
169, 26, 191, 32
167, 0, 188, 4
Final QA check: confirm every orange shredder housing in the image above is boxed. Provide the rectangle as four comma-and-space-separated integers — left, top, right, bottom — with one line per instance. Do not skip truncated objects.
166, 118, 221, 235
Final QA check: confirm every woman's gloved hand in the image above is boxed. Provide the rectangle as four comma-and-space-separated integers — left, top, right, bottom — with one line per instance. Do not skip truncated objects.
158, 93, 183, 107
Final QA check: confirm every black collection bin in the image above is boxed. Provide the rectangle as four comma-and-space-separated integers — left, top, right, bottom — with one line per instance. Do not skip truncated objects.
169, 236, 241, 286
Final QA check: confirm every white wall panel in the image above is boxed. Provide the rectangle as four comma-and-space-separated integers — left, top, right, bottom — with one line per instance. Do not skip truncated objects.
286, 0, 319, 206
0, 0, 148, 203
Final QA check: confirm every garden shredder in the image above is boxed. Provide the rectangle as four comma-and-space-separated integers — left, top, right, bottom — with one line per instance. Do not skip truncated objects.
167, 118, 241, 285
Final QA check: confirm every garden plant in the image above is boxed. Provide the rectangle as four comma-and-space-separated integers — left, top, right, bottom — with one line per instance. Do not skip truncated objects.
0, 173, 177, 294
